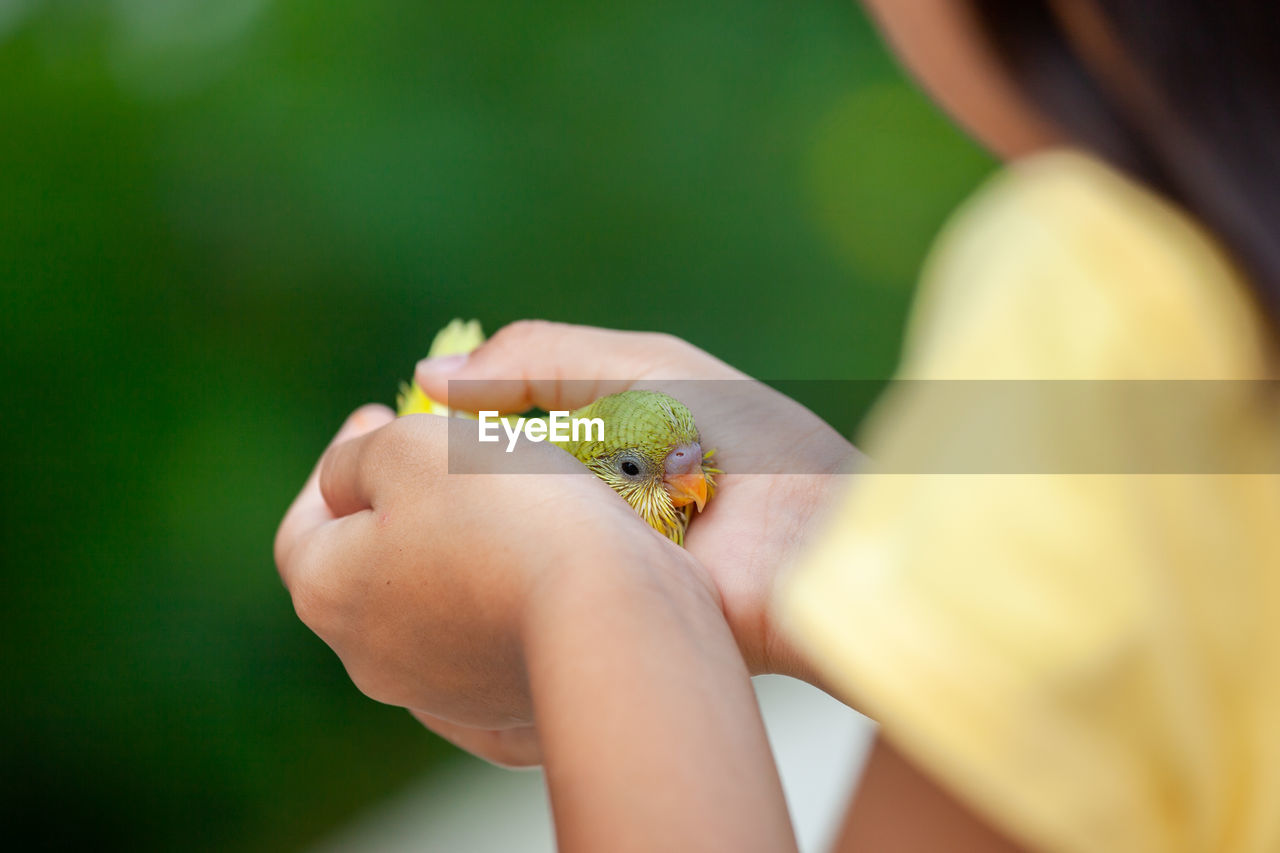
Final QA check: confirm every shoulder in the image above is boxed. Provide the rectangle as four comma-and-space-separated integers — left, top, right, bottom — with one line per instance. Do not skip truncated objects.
902, 149, 1273, 380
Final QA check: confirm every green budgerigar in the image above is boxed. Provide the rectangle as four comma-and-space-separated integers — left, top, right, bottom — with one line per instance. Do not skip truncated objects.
397, 319, 717, 545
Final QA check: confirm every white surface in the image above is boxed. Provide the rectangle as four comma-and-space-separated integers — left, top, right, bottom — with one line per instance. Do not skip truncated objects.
314, 676, 874, 853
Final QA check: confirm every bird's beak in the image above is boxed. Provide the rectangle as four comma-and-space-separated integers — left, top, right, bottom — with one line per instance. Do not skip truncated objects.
664, 472, 708, 512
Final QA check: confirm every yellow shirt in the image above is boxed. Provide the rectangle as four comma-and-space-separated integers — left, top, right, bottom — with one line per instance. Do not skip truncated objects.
776, 150, 1280, 853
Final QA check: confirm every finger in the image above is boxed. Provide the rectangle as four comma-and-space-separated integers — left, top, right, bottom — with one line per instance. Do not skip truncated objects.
414, 319, 737, 414
317, 427, 381, 519
275, 404, 395, 580
408, 709, 542, 769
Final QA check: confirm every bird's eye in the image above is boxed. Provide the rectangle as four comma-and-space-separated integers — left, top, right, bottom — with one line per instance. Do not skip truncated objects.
620, 459, 641, 477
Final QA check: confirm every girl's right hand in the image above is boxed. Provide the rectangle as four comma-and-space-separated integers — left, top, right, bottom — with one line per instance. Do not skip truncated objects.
415, 320, 861, 687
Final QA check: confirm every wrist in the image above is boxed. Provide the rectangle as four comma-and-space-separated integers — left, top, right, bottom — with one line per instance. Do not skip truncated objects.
521, 534, 729, 679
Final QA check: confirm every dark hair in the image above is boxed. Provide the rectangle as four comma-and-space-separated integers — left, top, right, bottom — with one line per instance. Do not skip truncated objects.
966, 0, 1280, 331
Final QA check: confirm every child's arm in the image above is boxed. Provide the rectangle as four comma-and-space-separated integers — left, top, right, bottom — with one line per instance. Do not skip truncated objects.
524, 529, 797, 852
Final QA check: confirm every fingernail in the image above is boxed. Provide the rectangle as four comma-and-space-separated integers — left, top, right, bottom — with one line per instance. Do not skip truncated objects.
416, 353, 468, 375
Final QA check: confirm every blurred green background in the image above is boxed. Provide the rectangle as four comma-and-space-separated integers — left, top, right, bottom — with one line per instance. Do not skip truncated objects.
0, 0, 992, 849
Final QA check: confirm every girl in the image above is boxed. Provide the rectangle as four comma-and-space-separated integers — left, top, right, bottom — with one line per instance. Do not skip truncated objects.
275, 1, 1279, 850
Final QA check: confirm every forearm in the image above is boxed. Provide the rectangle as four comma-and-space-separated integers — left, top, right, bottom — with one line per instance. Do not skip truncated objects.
523, 543, 798, 853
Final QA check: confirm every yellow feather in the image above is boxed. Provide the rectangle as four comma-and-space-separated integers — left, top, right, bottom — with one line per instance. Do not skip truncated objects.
396, 319, 485, 417
427, 318, 485, 358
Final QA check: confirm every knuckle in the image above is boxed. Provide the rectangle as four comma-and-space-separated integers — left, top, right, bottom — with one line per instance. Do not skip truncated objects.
491, 319, 559, 348
362, 416, 404, 460
642, 330, 689, 352
636, 331, 736, 377
289, 574, 337, 635
361, 416, 408, 467
285, 534, 355, 637
374, 416, 445, 480
638, 331, 699, 365
351, 402, 392, 427
346, 656, 410, 707
344, 665, 385, 702
272, 524, 294, 577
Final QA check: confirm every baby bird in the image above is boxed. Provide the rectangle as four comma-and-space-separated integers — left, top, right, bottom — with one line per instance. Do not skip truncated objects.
397, 320, 717, 545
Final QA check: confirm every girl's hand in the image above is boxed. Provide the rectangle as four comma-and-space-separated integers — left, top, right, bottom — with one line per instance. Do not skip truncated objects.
273, 401, 712, 735
414, 320, 862, 686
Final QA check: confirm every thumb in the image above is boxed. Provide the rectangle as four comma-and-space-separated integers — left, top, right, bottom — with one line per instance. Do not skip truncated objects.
414, 320, 736, 414
274, 403, 395, 578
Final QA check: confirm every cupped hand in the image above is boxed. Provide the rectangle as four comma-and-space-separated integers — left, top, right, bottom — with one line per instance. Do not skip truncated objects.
274, 399, 709, 762
414, 320, 862, 684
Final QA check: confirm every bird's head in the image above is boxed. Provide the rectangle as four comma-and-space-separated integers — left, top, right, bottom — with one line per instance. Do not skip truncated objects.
565, 390, 717, 545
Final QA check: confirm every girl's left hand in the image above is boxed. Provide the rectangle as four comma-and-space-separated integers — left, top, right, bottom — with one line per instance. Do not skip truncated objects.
273, 403, 712, 736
